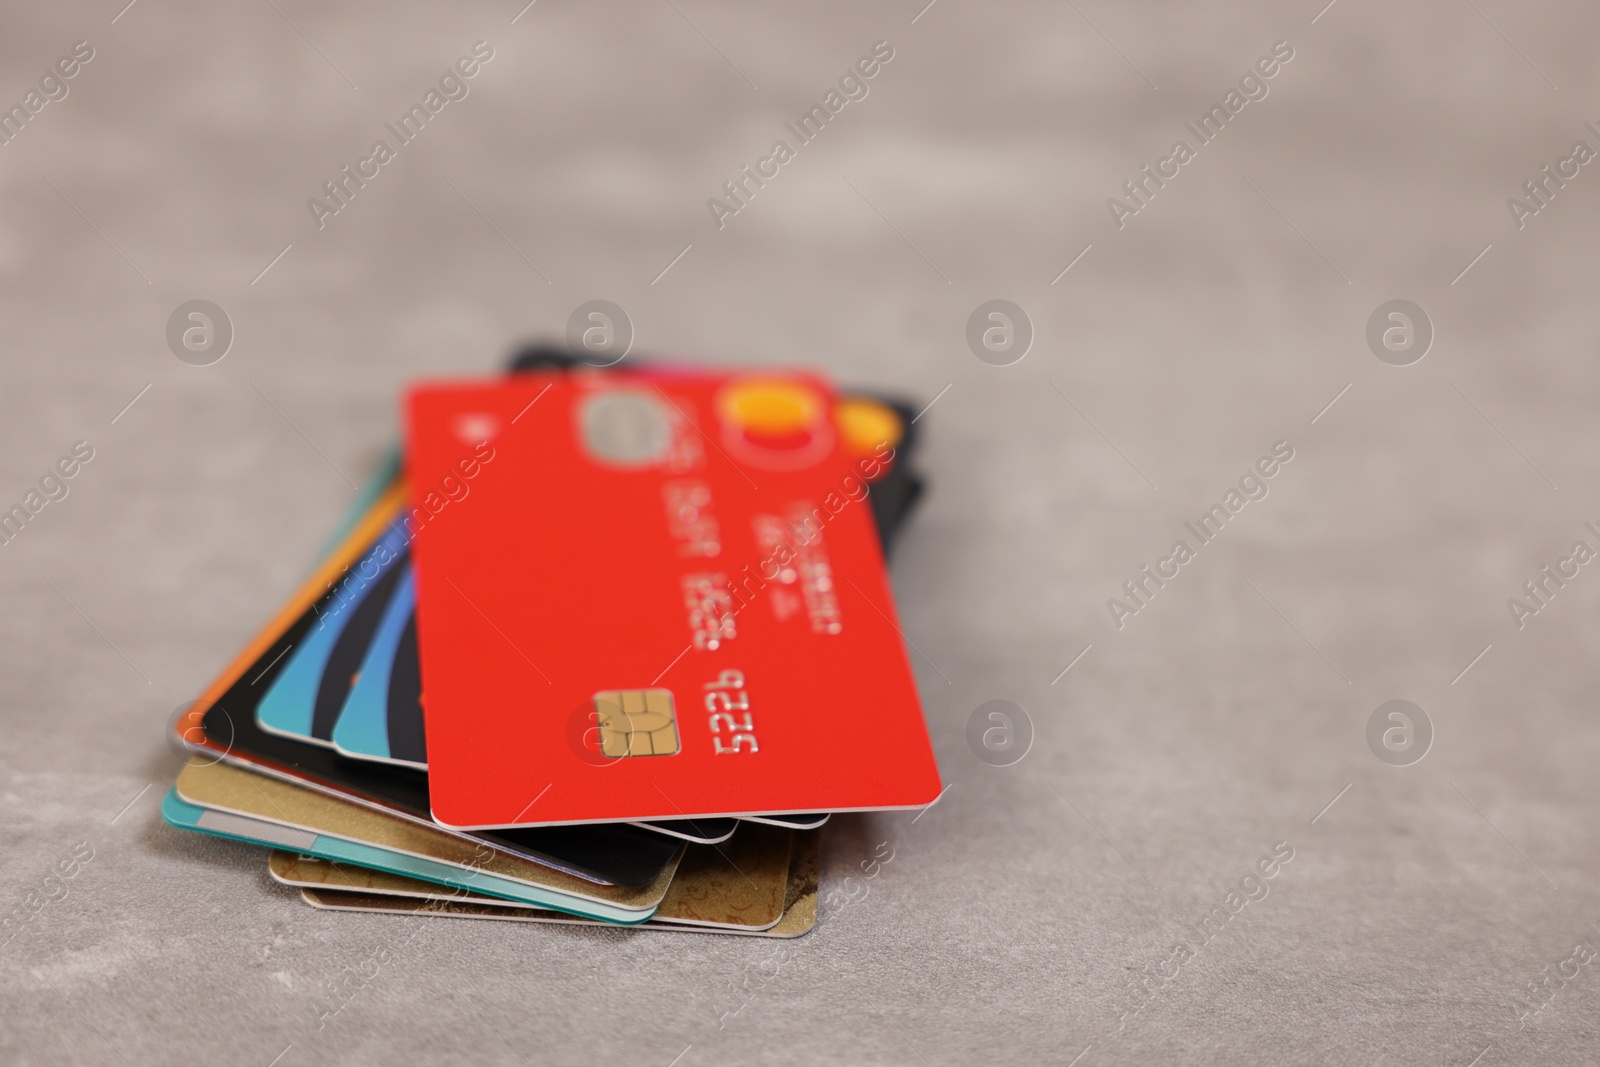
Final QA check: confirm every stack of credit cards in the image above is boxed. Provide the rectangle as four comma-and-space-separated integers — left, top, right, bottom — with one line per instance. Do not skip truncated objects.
162, 351, 941, 935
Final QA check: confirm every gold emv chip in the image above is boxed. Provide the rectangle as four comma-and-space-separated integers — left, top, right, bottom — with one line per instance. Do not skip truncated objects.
593, 689, 680, 758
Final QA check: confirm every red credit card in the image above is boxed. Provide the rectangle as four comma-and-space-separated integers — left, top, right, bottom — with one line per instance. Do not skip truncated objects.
404, 369, 941, 828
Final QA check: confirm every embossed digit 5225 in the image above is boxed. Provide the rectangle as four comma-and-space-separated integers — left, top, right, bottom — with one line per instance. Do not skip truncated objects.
704, 670, 758, 754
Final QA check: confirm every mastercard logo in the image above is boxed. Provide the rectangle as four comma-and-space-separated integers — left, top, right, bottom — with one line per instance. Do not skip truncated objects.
716, 379, 836, 471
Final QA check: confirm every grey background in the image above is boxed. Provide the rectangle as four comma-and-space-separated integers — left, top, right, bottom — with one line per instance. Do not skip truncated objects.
2, 1, 1598, 1064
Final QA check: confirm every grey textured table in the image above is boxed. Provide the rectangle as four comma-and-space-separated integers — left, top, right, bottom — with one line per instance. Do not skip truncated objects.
4, 2, 1599, 1064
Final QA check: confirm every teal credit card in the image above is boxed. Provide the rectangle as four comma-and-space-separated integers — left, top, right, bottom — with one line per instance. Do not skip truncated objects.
254, 521, 410, 746
159, 789, 655, 925
257, 445, 406, 747
331, 567, 424, 769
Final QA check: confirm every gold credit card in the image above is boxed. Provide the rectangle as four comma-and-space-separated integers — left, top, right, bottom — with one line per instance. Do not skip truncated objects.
273, 821, 792, 930
175, 758, 679, 913
293, 829, 821, 937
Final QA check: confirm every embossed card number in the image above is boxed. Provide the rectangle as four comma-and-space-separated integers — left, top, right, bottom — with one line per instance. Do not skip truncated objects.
705, 669, 757, 754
